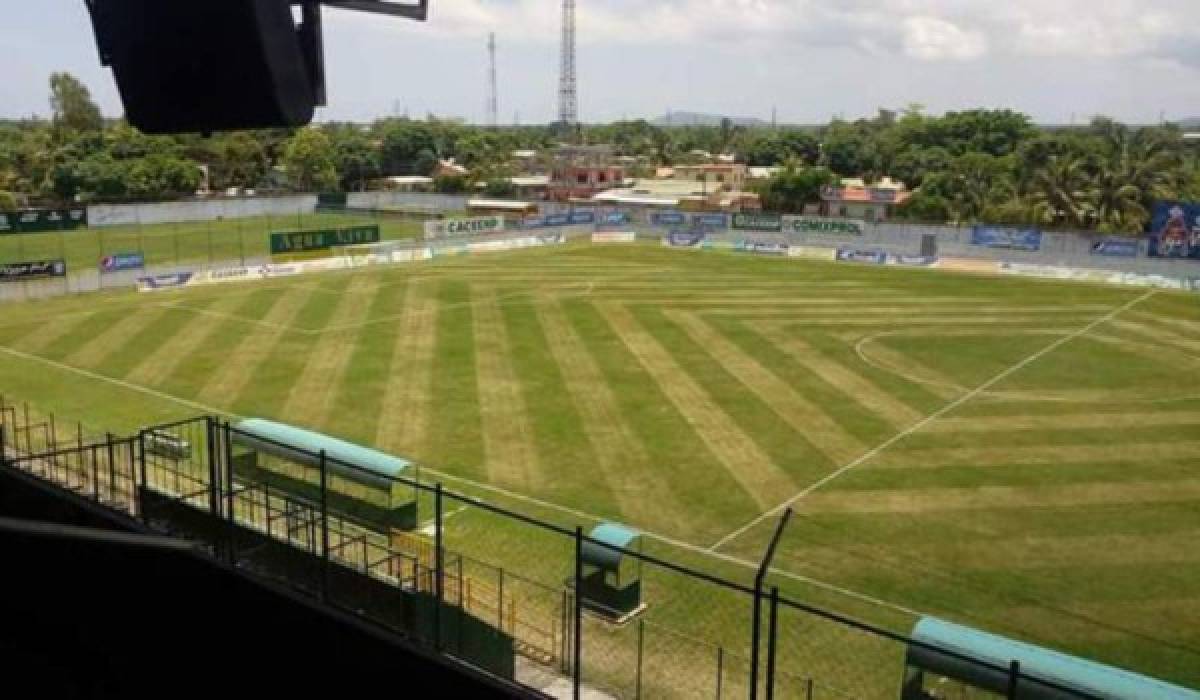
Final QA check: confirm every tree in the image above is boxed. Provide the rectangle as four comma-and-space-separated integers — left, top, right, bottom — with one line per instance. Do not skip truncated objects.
49, 73, 103, 134
328, 127, 380, 192
281, 127, 338, 192
753, 163, 837, 213
433, 174, 468, 194
1027, 154, 1091, 228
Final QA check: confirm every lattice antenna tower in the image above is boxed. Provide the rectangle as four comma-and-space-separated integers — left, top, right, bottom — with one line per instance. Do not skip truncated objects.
487, 32, 499, 128
557, 0, 578, 126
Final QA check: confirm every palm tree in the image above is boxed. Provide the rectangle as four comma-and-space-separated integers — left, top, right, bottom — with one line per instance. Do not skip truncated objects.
1027, 154, 1091, 227
1087, 128, 1178, 233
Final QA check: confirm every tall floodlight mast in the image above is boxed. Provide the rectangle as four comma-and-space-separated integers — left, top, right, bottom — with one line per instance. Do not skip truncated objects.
557, 0, 578, 126
487, 32, 499, 128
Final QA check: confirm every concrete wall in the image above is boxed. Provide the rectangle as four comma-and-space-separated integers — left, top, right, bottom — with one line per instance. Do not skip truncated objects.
88, 195, 317, 227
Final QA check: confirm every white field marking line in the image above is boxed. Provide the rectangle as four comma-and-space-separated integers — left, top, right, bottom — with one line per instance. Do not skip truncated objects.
0, 343, 235, 418
0, 339, 921, 617
708, 289, 1161, 552
415, 464, 923, 617
152, 302, 307, 334
417, 505, 471, 535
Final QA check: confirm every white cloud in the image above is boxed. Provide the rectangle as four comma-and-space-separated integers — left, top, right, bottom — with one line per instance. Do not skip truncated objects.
902, 15, 986, 60
327, 0, 1200, 69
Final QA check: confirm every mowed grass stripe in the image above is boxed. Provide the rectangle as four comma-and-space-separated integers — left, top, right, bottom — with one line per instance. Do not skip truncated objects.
323, 279, 408, 445
126, 297, 240, 387
5, 308, 103, 354
97, 303, 216, 379
746, 320, 924, 430
831, 459, 1200, 492
871, 442, 1200, 469
1089, 333, 1200, 370
62, 306, 173, 369
279, 275, 381, 429
194, 284, 318, 409
802, 479, 1200, 514
563, 299, 761, 539
374, 280, 437, 456
668, 310, 866, 463
471, 289, 541, 488
597, 303, 793, 509
927, 410, 1200, 433
1128, 310, 1200, 339
157, 287, 287, 399
855, 338, 962, 400
536, 299, 689, 532
426, 280, 485, 477
1107, 319, 1200, 353
227, 276, 353, 417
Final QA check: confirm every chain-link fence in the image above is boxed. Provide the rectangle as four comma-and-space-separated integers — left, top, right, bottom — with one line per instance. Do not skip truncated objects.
0, 404, 1178, 699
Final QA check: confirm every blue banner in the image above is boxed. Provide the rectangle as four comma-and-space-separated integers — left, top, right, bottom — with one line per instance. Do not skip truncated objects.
568, 210, 596, 225
653, 211, 686, 227
970, 226, 1043, 251
836, 248, 888, 265
692, 213, 728, 229
596, 211, 632, 230
1090, 239, 1139, 258
667, 229, 706, 247
1148, 202, 1200, 260
100, 252, 145, 273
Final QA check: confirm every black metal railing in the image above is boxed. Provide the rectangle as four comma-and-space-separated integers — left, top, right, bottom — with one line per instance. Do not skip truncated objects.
0, 404, 1117, 700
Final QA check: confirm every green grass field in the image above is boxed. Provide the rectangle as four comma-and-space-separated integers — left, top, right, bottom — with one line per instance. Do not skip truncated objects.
0, 210, 424, 271
1, 240, 1198, 695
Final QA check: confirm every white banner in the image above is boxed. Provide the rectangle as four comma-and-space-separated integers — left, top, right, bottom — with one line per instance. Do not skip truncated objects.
592, 232, 636, 244
424, 215, 506, 240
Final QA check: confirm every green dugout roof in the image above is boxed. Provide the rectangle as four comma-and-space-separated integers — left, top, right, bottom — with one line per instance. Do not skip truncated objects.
582, 523, 640, 571
910, 617, 1200, 700
232, 418, 410, 489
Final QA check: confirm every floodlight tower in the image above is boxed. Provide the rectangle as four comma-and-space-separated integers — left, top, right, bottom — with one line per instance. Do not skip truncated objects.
487, 32, 499, 128
557, 0, 578, 127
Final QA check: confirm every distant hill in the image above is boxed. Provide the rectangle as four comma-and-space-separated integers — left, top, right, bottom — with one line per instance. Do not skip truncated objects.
652, 111, 769, 128
1178, 117, 1200, 130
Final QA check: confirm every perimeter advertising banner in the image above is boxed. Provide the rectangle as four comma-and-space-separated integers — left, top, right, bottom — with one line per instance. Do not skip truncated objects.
741, 241, 789, 255
595, 211, 632, 230
1091, 239, 1139, 258
423, 216, 505, 240
0, 208, 87, 234
692, 213, 728, 229
667, 229, 707, 247
0, 259, 67, 282
270, 225, 381, 254
970, 226, 1043, 252
784, 215, 865, 236
1148, 202, 1200, 260
836, 248, 887, 265
652, 211, 686, 227
731, 212, 783, 232
100, 252, 145, 273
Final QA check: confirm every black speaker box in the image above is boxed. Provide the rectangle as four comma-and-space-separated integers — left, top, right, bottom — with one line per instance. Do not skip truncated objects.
87, 0, 318, 133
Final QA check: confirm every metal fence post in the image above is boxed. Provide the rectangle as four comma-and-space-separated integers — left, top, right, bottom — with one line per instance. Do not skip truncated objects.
573, 525, 584, 700
434, 482, 444, 651
319, 449, 330, 602
766, 587, 779, 700
716, 647, 724, 700
105, 432, 117, 503
223, 421, 236, 563
205, 416, 219, 517
636, 617, 644, 700
1007, 660, 1021, 699
750, 508, 792, 700
137, 430, 149, 524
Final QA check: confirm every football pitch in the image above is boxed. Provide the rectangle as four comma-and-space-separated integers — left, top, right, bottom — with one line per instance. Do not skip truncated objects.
0, 241, 1198, 690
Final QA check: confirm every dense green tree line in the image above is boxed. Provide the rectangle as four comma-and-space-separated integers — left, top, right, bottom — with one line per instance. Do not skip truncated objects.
3, 74, 1199, 232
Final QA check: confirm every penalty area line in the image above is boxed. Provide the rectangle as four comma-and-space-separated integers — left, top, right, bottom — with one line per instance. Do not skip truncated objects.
708, 288, 1161, 552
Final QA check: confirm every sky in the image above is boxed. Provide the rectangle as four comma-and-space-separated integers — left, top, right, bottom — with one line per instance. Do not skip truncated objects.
3, 0, 1200, 125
